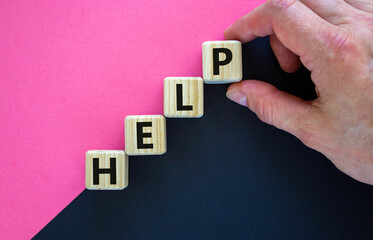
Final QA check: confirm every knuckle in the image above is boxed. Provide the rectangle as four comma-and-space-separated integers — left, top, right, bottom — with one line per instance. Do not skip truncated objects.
252, 95, 277, 126
269, 0, 298, 10
352, 12, 373, 33
323, 28, 360, 59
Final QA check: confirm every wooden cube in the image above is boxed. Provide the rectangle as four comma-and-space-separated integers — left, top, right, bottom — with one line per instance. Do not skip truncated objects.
164, 77, 204, 118
125, 115, 167, 155
85, 150, 128, 190
202, 40, 242, 84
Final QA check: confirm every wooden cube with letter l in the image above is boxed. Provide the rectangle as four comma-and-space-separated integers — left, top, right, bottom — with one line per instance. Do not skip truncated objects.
85, 150, 129, 190
164, 77, 204, 118
202, 40, 242, 84
125, 115, 167, 155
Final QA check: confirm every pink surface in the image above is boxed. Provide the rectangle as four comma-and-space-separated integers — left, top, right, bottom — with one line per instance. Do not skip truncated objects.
0, 1, 263, 239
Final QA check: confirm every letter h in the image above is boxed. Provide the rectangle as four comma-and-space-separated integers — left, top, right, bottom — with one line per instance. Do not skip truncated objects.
93, 157, 117, 185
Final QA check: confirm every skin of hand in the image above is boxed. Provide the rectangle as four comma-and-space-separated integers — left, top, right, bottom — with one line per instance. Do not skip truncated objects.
225, 0, 373, 185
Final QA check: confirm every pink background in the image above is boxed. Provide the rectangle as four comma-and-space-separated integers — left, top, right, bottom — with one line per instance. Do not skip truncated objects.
0, 1, 263, 239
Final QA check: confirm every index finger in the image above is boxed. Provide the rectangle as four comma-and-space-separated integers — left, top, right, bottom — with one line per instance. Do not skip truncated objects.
224, 0, 338, 65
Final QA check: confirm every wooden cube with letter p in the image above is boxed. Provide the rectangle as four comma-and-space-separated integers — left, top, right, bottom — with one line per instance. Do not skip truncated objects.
85, 150, 129, 190
125, 115, 167, 155
164, 77, 203, 118
202, 40, 242, 84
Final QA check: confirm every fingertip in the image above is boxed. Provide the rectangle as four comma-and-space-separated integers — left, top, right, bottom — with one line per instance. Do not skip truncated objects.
224, 25, 234, 40
237, 80, 274, 94
224, 19, 256, 42
270, 34, 301, 73
280, 59, 301, 73
226, 81, 241, 92
226, 82, 248, 107
223, 29, 230, 40
227, 80, 276, 101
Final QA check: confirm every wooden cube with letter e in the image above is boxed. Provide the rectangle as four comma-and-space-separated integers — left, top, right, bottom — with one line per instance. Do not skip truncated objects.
125, 115, 167, 155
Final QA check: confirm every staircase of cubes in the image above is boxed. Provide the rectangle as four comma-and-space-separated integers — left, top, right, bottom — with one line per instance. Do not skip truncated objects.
85, 40, 242, 190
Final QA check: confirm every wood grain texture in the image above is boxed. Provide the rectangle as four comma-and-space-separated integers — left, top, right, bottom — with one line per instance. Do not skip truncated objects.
164, 77, 203, 118
202, 40, 242, 84
125, 115, 167, 155
85, 150, 128, 190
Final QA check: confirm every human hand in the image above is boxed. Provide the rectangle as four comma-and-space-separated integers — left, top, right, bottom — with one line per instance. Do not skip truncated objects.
225, 0, 373, 185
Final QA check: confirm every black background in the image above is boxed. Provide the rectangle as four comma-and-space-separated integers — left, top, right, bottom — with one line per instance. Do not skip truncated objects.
35, 38, 373, 240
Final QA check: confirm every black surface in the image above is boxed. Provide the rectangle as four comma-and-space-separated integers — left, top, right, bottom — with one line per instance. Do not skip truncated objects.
34, 38, 373, 240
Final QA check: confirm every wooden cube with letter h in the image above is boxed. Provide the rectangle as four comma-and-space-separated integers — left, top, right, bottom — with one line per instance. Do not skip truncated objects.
202, 40, 242, 84
85, 150, 129, 190
125, 115, 167, 155
164, 77, 203, 118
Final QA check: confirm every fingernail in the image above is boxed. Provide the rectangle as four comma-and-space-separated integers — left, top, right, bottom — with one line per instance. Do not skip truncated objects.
226, 88, 247, 107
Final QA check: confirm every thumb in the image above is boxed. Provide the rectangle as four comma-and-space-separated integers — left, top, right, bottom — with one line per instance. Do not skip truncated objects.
226, 80, 319, 145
